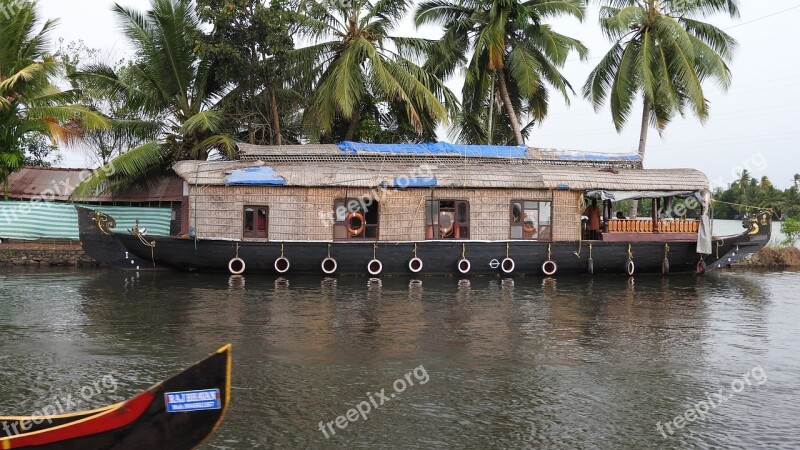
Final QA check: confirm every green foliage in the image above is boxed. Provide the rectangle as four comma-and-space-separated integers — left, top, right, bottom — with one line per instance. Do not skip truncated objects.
60, 40, 157, 165
584, 0, 739, 159
781, 217, 800, 246
196, 0, 302, 145
712, 172, 800, 220
415, 0, 587, 145
20, 134, 61, 167
0, 0, 108, 199
295, 0, 459, 142
71, 0, 236, 197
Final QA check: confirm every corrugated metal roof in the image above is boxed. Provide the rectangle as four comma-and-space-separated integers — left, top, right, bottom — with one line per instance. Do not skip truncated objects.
5, 167, 184, 202
172, 160, 709, 192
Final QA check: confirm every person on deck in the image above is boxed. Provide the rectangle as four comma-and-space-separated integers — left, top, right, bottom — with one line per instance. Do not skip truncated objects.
616, 211, 626, 220
583, 199, 601, 239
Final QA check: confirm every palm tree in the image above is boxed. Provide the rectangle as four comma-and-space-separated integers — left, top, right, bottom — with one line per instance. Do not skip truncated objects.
72, 0, 235, 196
0, 1, 108, 199
415, 0, 587, 146
293, 0, 458, 142
584, 0, 739, 161
793, 173, 800, 190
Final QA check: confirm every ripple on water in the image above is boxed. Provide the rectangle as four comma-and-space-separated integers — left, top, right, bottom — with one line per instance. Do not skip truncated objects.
1, 268, 799, 448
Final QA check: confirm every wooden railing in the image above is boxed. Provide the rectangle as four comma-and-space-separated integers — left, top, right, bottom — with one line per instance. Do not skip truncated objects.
607, 219, 699, 233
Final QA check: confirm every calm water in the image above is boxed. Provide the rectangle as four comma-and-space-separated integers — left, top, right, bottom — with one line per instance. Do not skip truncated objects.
1, 268, 799, 449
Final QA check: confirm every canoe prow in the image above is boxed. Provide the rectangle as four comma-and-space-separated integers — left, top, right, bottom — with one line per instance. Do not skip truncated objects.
0, 345, 232, 449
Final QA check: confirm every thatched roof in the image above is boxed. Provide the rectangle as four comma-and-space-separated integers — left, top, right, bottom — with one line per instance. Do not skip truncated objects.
173, 158, 709, 192
237, 142, 643, 169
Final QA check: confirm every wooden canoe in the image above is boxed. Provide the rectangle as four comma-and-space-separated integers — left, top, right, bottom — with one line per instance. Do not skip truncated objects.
0, 345, 231, 449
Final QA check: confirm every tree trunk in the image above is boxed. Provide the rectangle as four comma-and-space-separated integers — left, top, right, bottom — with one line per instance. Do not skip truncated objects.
271, 90, 282, 146
345, 106, 360, 141
496, 71, 524, 146
638, 99, 650, 161
3, 176, 8, 201
631, 100, 651, 218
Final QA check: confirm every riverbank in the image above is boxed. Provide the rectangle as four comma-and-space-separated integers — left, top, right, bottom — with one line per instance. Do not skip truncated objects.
734, 246, 800, 268
0, 241, 98, 267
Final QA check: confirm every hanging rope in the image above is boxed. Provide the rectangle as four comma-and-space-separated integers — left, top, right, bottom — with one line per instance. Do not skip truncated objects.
627, 243, 633, 260
711, 199, 773, 212
131, 222, 156, 268
373, 242, 378, 260
574, 240, 582, 259
412, 243, 418, 258
664, 243, 670, 262
548, 243, 552, 261
462, 243, 466, 259
506, 242, 510, 258
327, 243, 332, 259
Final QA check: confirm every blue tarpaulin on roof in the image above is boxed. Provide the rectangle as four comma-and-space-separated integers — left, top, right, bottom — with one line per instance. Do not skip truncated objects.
337, 141, 527, 159
226, 167, 286, 186
394, 177, 437, 188
554, 151, 641, 162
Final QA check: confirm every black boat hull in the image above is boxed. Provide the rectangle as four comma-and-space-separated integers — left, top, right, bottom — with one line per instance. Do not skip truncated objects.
77, 206, 770, 276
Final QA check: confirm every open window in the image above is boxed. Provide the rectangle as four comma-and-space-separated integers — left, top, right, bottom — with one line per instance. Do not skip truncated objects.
426, 200, 469, 239
243, 206, 268, 239
510, 200, 551, 240
334, 198, 379, 239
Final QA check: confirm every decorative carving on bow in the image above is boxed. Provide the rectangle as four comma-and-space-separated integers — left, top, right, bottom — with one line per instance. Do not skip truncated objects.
90, 211, 116, 236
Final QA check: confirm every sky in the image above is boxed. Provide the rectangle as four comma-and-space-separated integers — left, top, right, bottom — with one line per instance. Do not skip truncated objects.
35, 0, 800, 189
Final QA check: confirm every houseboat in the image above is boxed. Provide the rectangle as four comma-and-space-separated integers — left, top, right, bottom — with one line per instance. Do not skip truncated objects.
77, 142, 771, 276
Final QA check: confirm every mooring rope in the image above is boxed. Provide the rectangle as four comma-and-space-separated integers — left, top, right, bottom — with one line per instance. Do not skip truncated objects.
711, 199, 772, 212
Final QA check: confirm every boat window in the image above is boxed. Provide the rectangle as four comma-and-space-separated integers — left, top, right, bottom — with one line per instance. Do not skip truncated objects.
510, 200, 551, 240
243, 206, 268, 239
427, 200, 469, 239
333, 198, 379, 239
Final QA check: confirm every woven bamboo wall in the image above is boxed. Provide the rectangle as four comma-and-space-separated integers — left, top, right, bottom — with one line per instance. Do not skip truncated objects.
189, 186, 585, 241
552, 190, 581, 242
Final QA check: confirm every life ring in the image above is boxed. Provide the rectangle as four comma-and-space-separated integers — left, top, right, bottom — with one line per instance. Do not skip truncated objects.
228, 257, 245, 275
439, 212, 455, 237
542, 260, 557, 276
696, 260, 707, 274
587, 258, 594, 275
501, 257, 515, 274
368, 259, 383, 275
457, 258, 471, 274
662, 259, 670, 274
626, 259, 635, 276
275, 256, 290, 273
346, 212, 365, 236
408, 257, 423, 273
321, 257, 337, 274
522, 214, 536, 234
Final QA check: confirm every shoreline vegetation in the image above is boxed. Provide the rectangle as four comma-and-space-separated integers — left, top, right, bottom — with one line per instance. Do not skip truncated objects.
1, 242, 797, 269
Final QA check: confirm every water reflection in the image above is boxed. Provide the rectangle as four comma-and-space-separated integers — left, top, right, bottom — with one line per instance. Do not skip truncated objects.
0, 268, 797, 448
